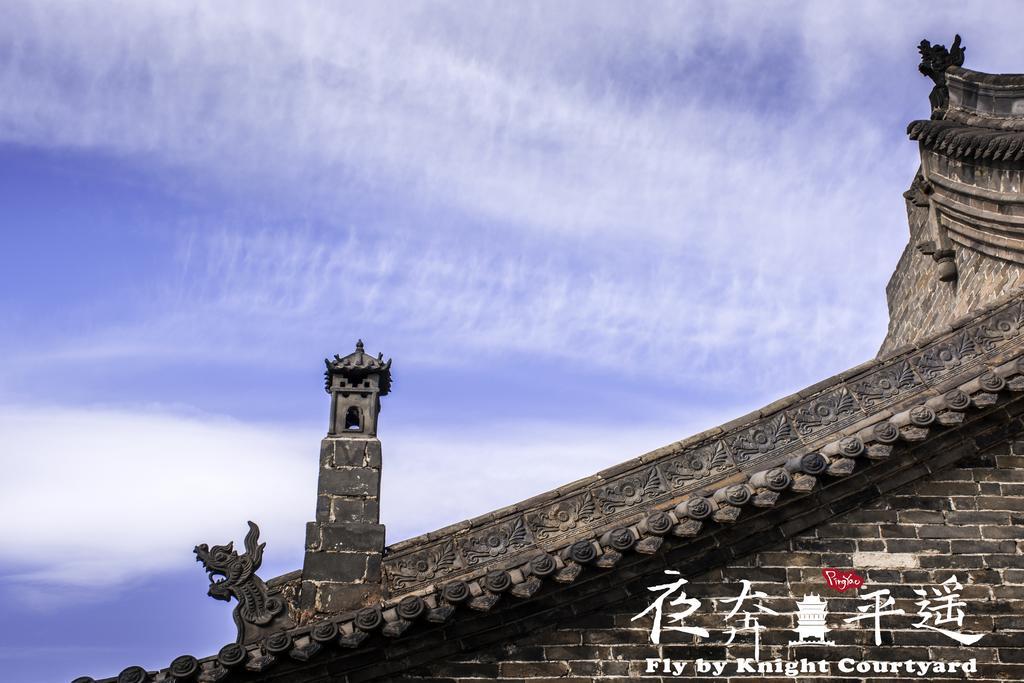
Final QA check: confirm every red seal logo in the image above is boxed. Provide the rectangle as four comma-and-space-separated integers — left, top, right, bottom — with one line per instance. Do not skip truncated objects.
822, 568, 864, 592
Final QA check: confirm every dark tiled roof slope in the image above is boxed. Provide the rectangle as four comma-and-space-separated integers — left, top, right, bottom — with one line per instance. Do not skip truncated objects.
82, 288, 1024, 683
908, 118, 1024, 161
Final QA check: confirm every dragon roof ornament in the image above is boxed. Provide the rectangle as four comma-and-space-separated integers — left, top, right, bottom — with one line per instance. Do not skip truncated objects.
918, 34, 965, 118
194, 521, 294, 644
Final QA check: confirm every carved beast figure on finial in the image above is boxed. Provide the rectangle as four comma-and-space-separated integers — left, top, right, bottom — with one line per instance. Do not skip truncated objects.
918, 34, 965, 118
194, 521, 293, 643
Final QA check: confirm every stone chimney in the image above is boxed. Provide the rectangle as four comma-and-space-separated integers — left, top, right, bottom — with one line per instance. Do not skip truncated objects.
300, 340, 392, 614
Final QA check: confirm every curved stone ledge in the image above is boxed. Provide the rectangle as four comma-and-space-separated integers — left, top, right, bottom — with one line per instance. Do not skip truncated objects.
946, 66, 1024, 129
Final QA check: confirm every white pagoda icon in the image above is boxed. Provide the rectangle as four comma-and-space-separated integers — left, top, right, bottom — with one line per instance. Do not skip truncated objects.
789, 594, 835, 645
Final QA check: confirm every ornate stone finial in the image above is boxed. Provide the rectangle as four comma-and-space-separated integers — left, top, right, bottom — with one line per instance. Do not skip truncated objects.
323, 341, 392, 396
194, 521, 293, 643
918, 34, 965, 118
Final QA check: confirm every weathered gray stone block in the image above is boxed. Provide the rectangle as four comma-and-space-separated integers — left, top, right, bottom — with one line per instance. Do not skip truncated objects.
319, 439, 334, 468
319, 523, 385, 552
305, 522, 321, 551
317, 467, 380, 497
363, 440, 382, 468
297, 579, 318, 611
330, 498, 380, 524
316, 583, 380, 612
331, 439, 368, 467
316, 494, 331, 522
303, 551, 369, 582
366, 553, 381, 583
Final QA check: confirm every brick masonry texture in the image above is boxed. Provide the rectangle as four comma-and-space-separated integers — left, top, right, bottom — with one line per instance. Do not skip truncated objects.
392, 438, 1024, 682
880, 193, 1024, 357
302, 436, 386, 613
99, 384, 1024, 683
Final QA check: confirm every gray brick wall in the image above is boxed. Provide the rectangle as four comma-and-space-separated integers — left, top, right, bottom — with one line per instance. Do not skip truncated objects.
880, 197, 1024, 357
395, 440, 1024, 682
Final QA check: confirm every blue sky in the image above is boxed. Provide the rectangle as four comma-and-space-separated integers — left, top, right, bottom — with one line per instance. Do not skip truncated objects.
2, 2, 1024, 681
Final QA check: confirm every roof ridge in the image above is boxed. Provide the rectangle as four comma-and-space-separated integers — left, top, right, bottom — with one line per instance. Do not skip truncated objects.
382, 286, 1024, 559
87, 309, 1024, 681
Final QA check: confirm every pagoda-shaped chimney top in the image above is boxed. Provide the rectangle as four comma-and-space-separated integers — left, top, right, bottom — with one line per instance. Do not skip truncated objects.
324, 339, 392, 395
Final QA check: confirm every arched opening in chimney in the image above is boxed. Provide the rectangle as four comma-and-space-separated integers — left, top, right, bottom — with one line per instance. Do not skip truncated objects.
344, 406, 362, 431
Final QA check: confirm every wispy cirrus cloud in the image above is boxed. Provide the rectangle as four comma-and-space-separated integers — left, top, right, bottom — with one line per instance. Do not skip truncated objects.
5, 1, 1017, 391
0, 2, 905, 240
11, 219, 887, 395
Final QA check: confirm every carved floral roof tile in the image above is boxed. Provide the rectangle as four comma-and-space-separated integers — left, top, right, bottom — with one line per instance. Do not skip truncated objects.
378, 286, 1024, 585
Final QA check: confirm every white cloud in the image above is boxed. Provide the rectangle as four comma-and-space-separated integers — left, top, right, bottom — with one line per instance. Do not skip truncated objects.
6, 1, 1017, 388
0, 2, 898, 239
2, 3, 1020, 256
0, 403, 725, 595
382, 418, 708, 543
0, 405, 313, 587
9, 220, 889, 395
